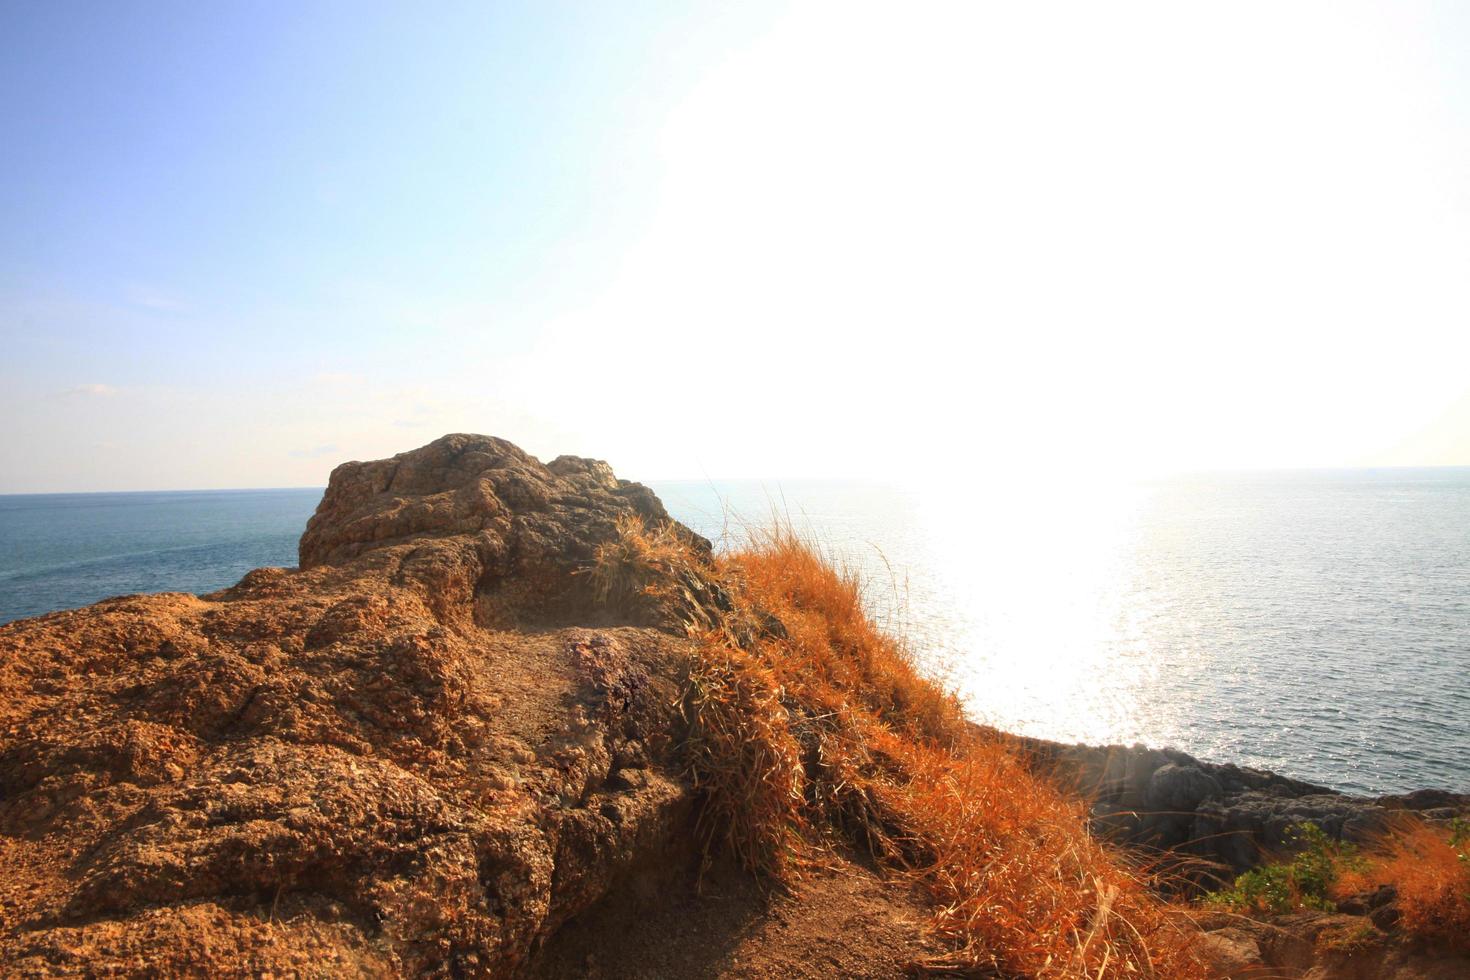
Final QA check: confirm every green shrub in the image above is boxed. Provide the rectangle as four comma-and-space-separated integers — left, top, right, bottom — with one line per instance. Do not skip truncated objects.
1207, 823, 1366, 915
1450, 817, 1468, 867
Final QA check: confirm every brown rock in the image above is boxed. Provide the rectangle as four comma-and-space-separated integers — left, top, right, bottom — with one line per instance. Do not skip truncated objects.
1195, 926, 1268, 978
0, 435, 713, 977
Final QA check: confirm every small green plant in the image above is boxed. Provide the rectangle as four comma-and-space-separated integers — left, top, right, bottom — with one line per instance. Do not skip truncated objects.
1450, 818, 1469, 868
1317, 919, 1380, 954
1207, 823, 1367, 915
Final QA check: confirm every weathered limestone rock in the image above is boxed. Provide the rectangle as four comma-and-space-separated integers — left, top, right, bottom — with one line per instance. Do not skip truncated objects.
0, 435, 713, 977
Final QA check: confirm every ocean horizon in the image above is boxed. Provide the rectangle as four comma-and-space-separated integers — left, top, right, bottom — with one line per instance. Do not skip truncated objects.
3, 467, 1468, 797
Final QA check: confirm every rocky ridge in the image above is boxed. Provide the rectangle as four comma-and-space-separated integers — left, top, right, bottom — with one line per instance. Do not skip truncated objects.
0, 434, 719, 976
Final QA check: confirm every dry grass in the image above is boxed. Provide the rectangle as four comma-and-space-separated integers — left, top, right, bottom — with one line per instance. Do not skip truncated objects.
1334, 818, 1470, 950
681, 635, 807, 880
888, 733, 1207, 977
597, 518, 1209, 977
584, 514, 696, 610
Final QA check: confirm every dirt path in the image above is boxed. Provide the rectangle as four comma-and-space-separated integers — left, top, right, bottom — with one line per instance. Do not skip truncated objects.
533, 852, 952, 979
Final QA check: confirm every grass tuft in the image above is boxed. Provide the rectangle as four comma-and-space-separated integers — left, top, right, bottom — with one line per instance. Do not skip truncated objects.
1334, 817, 1470, 950
681, 635, 807, 880
584, 514, 695, 611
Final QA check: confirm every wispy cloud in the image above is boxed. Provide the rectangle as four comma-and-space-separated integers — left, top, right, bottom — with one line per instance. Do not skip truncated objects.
61, 383, 119, 398
288, 443, 340, 459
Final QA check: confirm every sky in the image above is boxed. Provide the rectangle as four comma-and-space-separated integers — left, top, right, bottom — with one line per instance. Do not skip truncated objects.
3, 1, 1469, 493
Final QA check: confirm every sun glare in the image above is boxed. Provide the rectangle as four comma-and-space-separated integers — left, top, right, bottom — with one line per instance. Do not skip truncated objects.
518, 1, 1470, 483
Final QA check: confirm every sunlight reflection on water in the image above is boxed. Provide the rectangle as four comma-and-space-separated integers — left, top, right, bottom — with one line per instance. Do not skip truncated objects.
652, 471, 1470, 795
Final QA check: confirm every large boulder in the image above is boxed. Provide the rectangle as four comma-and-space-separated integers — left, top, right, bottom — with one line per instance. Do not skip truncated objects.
297, 434, 708, 626
0, 435, 714, 977
1144, 763, 1223, 813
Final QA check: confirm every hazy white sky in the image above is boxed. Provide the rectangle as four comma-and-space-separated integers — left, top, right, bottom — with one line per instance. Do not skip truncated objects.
3, 1, 1469, 492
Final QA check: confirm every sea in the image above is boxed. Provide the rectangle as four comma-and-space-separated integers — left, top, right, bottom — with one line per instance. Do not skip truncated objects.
2, 469, 1467, 797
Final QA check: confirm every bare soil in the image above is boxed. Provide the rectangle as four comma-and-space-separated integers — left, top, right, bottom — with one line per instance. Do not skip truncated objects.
533, 852, 951, 979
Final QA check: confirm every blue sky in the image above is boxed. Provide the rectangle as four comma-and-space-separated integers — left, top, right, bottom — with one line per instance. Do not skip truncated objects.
4, 2, 1470, 491
2, 1, 771, 389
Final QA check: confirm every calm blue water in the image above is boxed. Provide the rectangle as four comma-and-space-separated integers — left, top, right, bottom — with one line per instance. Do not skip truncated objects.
0, 489, 322, 624
2, 471, 1467, 795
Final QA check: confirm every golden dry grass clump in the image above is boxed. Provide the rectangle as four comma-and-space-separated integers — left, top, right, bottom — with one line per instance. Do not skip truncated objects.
592, 518, 1209, 978
583, 515, 696, 610
1334, 819, 1470, 950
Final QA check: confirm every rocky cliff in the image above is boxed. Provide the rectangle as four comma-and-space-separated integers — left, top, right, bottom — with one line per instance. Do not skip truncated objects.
0, 435, 718, 976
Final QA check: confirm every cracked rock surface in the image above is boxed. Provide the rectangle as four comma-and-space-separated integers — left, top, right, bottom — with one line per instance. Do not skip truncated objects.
0, 434, 710, 977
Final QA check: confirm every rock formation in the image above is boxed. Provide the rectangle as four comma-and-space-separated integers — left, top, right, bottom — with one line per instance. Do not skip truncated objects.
1008, 735, 1470, 879
0, 434, 716, 976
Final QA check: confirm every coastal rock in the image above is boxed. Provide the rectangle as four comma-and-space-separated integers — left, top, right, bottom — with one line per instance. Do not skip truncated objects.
1193, 926, 1267, 978
1007, 734, 1470, 880
1194, 910, 1470, 980
0, 435, 714, 976
1144, 763, 1223, 812
1189, 791, 1389, 873
297, 434, 709, 627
